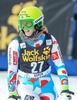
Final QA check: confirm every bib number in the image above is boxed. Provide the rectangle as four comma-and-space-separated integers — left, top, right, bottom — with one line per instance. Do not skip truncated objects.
31, 61, 44, 73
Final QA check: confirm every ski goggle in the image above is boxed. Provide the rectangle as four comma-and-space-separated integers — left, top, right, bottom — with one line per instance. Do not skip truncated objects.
18, 15, 44, 30
18, 19, 34, 30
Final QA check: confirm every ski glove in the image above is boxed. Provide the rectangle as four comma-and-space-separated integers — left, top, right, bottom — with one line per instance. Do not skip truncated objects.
8, 91, 21, 100
57, 90, 74, 100
8, 95, 21, 100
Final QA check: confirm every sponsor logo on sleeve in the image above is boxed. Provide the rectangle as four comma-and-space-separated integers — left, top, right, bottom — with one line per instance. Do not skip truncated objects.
51, 51, 59, 60
13, 51, 18, 65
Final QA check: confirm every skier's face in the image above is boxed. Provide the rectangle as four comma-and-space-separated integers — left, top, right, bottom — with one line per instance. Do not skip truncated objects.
23, 28, 35, 37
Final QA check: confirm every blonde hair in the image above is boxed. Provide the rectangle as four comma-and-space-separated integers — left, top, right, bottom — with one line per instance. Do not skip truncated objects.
41, 25, 48, 33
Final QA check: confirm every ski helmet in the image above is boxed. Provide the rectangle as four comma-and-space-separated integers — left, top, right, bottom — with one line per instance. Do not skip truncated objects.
18, 6, 44, 30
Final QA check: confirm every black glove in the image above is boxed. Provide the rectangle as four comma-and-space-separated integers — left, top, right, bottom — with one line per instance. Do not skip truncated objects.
61, 90, 74, 100
57, 90, 74, 100
8, 95, 21, 100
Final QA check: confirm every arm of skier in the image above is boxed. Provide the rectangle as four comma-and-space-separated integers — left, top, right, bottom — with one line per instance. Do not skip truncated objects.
50, 35, 69, 91
50, 35, 74, 100
7, 38, 20, 100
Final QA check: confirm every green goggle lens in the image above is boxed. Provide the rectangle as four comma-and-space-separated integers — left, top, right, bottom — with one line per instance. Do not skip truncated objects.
18, 20, 34, 30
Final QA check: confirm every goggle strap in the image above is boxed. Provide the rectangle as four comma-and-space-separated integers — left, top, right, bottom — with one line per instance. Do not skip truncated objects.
34, 15, 44, 25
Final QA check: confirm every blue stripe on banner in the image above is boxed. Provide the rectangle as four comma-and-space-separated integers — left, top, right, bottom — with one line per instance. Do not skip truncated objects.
0, 55, 8, 70
74, 1, 77, 14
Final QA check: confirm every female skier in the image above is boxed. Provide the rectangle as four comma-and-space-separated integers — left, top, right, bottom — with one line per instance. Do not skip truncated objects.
7, 6, 73, 100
